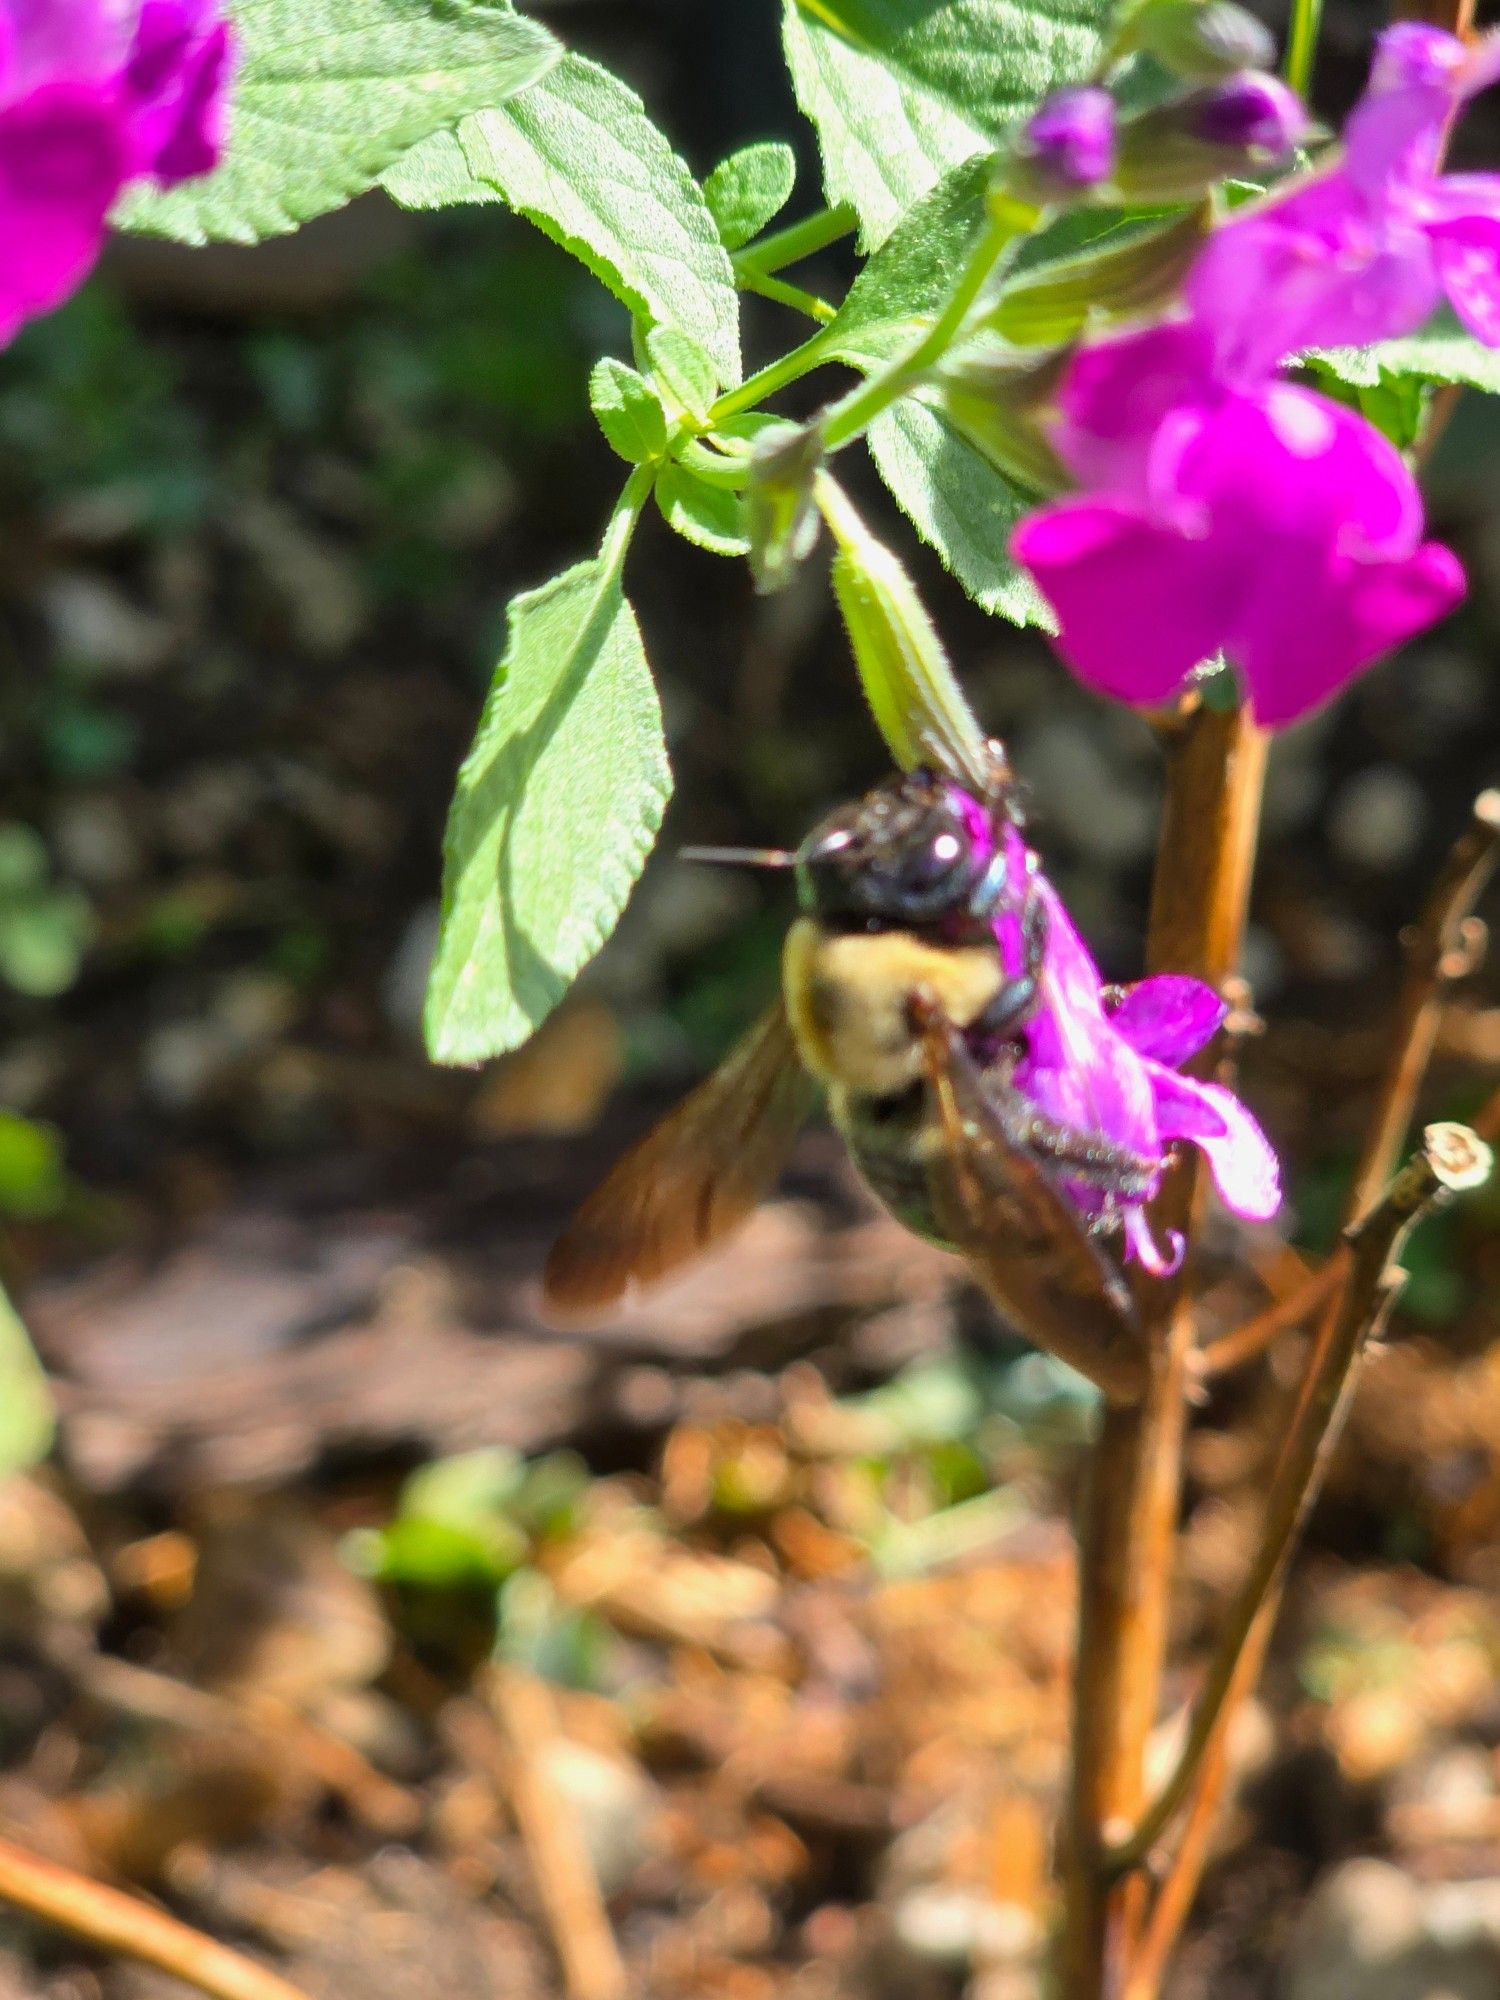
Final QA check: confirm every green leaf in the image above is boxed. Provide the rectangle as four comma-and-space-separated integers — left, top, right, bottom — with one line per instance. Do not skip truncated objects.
868, 400, 1051, 628
114, 0, 560, 245
1306, 359, 1429, 451
425, 557, 671, 1065
782, 0, 1110, 248
655, 464, 748, 556
644, 326, 717, 422
589, 359, 668, 463
704, 141, 798, 250
385, 53, 741, 389
821, 155, 991, 369
0, 1284, 52, 1477
814, 160, 1051, 627
1312, 309, 1500, 398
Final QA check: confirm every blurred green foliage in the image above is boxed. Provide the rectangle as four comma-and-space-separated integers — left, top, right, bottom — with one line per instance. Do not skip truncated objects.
0, 827, 92, 999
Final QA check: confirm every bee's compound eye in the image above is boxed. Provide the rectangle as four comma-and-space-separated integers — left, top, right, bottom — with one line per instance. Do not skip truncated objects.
890, 819, 972, 899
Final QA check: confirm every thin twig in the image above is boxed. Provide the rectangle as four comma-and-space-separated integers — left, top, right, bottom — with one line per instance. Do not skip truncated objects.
1120, 785, 1500, 1981
70, 1652, 422, 1838
1191, 1255, 1345, 1381
1110, 1121, 1493, 1881
1345, 790, 1500, 1223
0, 1834, 312, 2000
484, 1666, 628, 2000
1061, 699, 1268, 1996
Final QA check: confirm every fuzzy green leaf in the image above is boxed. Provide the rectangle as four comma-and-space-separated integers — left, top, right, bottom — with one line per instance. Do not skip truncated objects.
115, 0, 560, 244
385, 53, 741, 389
821, 155, 991, 369
644, 326, 717, 422
869, 400, 1050, 628
425, 559, 671, 1064
590, 360, 669, 463
1312, 311, 1500, 397
815, 162, 1049, 627
655, 465, 749, 556
704, 142, 798, 250
782, 0, 1110, 248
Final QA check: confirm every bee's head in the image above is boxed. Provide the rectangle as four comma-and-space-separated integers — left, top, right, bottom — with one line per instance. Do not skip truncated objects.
795, 769, 1020, 935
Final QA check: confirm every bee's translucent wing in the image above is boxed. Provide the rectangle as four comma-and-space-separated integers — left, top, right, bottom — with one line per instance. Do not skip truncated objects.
916, 1006, 1146, 1404
544, 1001, 815, 1314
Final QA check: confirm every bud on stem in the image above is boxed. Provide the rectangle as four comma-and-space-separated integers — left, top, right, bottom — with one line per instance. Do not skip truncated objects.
815, 475, 990, 778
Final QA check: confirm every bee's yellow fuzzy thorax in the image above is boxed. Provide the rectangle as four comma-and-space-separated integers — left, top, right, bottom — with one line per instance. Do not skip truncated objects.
782, 916, 1006, 1096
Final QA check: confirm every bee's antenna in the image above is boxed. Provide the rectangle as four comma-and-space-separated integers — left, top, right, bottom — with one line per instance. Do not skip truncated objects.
679, 845, 797, 869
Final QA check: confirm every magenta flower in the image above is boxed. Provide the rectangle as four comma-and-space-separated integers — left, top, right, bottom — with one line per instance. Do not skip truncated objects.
1010, 318, 1465, 726
1011, 878, 1280, 1272
0, 0, 233, 345
1189, 23, 1500, 376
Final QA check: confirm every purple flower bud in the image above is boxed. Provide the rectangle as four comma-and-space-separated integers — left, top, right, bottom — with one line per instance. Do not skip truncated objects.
1015, 86, 1117, 194
1191, 70, 1307, 154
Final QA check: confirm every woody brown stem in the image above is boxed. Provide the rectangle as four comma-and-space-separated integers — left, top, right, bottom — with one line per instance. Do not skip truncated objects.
1347, 791, 1500, 1221
0, 1835, 311, 2000
1060, 699, 1268, 1997
1111, 1122, 1491, 1883
1115, 785, 1500, 1978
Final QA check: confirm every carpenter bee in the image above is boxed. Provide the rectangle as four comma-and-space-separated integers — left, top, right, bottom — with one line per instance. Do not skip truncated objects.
545, 739, 1153, 1402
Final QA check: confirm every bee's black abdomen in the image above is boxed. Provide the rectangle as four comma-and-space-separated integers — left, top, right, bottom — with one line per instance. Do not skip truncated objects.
836, 1082, 952, 1246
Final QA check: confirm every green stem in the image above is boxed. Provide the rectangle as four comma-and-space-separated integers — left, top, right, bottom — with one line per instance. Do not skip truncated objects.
738, 269, 836, 323
674, 440, 752, 488
707, 327, 843, 426
819, 196, 1036, 454
1284, 0, 1324, 97
599, 461, 655, 581
732, 202, 857, 280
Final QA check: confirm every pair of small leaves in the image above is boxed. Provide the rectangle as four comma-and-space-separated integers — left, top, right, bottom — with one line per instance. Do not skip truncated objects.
589, 338, 748, 558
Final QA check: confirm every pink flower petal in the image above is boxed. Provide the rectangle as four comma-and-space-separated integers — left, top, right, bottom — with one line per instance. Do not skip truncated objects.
1148, 1069, 1282, 1220
0, 81, 127, 343
1018, 883, 1158, 1162
1108, 976, 1226, 1066
1011, 499, 1235, 710
1051, 318, 1217, 493
1426, 202, 1500, 344
1123, 1208, 1185, 1276
126, 1, 233, 185
1236, 537, 1466, 727
1190, 172, 1443, 375
5, 0, 135, 92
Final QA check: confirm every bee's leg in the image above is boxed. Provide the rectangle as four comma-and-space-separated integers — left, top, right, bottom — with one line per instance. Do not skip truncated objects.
969, 889, 1051, 1040
993, 1086, 1159, 1202
970, 973, 1037, 1040
1020, 884, 1050, 982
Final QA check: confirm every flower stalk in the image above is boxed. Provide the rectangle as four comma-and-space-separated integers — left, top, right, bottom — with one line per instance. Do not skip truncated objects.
1060, 699, 1268, 1994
